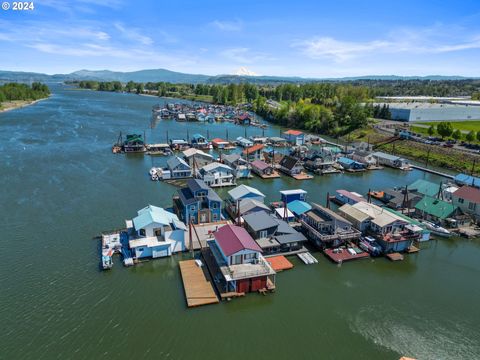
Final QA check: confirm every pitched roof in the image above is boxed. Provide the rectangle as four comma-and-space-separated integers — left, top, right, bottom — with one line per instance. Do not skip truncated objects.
182, 148, 213, 159
222, 153, 241, 164
275, 233, 307, 245
287, 200, 312, 215
238, 199, 270, 214
242, 143, 264, 154
228, 184, 265, 202
211, 138, 229, 144
453, 186, 480, 203
338, 204, 372, 222
409, 179, 440, 197
214, 225, 262, 256
279, 155, 300, 170
167, 156, 190, 170
133, 205, 180, 230
284, 129, 303, 136
372, 151, 400, 161
336, 190, 365, 203
414, 196, 458, 220
200, 162, 233, 173
251, 160, 271, 170
187, 178, 209, 192
243, 211, 278, 232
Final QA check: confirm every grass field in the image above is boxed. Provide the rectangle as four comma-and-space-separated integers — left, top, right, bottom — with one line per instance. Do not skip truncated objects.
417, 121, 480, 132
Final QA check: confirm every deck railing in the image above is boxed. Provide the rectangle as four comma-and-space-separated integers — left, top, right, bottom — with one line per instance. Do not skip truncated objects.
300, 220, 361, 242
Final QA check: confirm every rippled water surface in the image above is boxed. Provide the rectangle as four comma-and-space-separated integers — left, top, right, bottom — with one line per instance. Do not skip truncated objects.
1, 85, 479, 359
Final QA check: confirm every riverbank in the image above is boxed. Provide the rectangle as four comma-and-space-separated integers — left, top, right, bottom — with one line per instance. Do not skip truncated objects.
0, 97, 48, 113
344, 126, 480, 175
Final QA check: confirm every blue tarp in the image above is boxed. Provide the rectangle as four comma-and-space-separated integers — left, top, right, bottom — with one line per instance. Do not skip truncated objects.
454, 173, 480, 188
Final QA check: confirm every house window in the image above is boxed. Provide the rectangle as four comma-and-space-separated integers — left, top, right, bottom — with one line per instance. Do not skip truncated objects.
259, 230, 268, 239
468, 202, 476, 211
211, 202, 218, 209
244, 253, 256, 261
232, 254, 242, 265
190, 205, 196, 212
212, 214, 218, 221
458, 198, 464, 204
139, 229, 146, 236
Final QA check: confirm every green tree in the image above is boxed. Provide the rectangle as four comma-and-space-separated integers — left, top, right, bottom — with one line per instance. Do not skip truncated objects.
452, 129, 462, 140
428, 125, 435, 136
466, 130, 475, 142
436, 122, 454, 139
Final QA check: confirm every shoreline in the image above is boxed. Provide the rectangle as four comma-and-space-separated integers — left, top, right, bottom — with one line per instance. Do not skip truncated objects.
0, 96, 50, 113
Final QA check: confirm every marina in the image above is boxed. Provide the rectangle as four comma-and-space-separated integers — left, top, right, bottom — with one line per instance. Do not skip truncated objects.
3, 85, 480, 360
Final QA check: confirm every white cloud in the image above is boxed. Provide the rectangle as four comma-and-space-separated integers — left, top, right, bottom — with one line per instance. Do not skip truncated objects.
295, 37, 391, 61
295, 26, 480, 62
210, 19, 243, 32
114, 23, 153, 45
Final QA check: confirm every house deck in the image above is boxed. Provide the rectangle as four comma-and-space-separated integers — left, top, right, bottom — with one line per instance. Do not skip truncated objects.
292, 172, 314, 180
179, 260, 219, 308
323, 248, 370, 263
185, 220, 231, 250
255, 170, 281, 179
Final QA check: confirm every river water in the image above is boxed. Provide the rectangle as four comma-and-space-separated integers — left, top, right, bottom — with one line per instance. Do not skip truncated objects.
1, 85, 479, 360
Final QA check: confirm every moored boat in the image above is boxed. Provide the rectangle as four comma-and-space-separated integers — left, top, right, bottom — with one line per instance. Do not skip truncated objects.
420, 220, 452, 237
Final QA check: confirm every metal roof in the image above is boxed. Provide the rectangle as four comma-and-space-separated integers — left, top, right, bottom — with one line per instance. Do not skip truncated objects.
287, 200, 312, 215
214, 225, 262, 257
415, 196, 458, 220
133, 205, 181, 230
243, 211, 278, 232
228, 184, 265, 202
409, 179, 440, 197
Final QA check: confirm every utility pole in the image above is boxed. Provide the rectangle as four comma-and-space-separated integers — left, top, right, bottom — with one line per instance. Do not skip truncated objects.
471, 159, 476, 176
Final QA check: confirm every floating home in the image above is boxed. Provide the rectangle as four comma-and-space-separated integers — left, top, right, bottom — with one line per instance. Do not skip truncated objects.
278, 155, 304, 178
282, 130, 305, 146
372, 151, 410, 170
300, 203, 361, 248
221, 154, 251, 179
198, 162, 236, 187
123, 134, 146, 153
205, 225, 276, 294
173, 179, 223, 224
182, 148, 214, 168
338, 202, 418, 252
268, 136, 288, 147
151, 156, 192, 181
337, 157, 366, 172
190, 134, 211, 149
414, 196, 465, 226
169, 138, 190, 151
452, 186, 480, 221
243, 211, 307, 255
280, 189, 308, 204
127, 205, 186, 259
250, 160, 280, 178
242, 144, 264, 161
303, 149, 339, 175
226, 184, 267, 220
334, 190, 366, 205
236, 136, 254, 148
348, 150, 377, 167
211, 138, 231, 149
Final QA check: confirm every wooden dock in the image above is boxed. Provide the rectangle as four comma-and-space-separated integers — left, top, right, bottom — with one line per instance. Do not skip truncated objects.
179, 260, 219, 308
292, 172, 314, 180
255, 170, 281, 179
386, 252, 404, 261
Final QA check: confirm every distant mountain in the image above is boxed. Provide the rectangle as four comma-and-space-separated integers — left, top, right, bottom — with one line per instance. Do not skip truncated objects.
0, 68, 476, 85
69, 69, 210, 83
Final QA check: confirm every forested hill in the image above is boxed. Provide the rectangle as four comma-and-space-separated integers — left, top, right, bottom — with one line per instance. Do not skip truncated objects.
0, 83, 50, 102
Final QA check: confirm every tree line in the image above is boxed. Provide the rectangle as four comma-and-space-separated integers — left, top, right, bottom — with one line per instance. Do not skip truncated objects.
0, 82, 50, 103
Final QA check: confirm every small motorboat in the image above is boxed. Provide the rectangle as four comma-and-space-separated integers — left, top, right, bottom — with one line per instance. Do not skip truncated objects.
149, 167, 157, 176
358, 236, 383, 256
420, 220, 452, 237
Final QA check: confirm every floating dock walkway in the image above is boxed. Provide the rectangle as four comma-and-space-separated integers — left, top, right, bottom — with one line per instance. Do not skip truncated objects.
179, 260, 219, 308
410, 165, 454, 179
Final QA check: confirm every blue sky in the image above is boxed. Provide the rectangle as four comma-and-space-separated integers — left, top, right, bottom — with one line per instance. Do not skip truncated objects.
1, 0, 480, 77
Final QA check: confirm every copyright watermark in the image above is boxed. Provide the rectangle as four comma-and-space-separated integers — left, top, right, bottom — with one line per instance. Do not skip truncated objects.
2, 2, 35, 11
